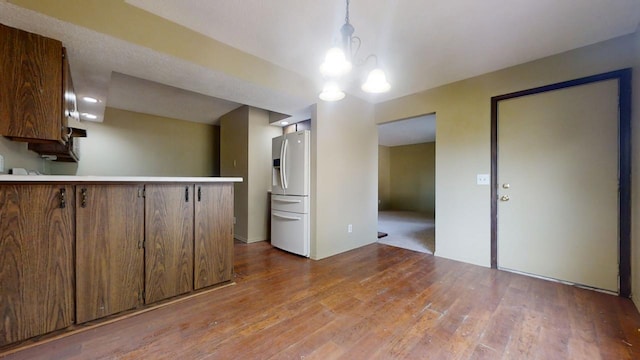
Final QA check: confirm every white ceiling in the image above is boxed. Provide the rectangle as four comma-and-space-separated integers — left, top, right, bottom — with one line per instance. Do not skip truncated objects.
126, 0, 640, 102
1, 0, 639, 135
378, 115, 436, 147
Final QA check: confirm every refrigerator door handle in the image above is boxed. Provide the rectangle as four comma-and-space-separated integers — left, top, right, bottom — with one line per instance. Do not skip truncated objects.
274, 198, 302, 203
282, 138, 289, 189
273, 213, 301, 221
279, 137, 286, 190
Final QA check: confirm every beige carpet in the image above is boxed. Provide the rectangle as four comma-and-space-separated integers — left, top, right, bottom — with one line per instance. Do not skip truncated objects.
377, 211, 435, 254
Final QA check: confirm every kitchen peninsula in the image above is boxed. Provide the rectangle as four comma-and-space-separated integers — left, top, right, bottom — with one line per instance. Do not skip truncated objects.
0, 176, 241, 348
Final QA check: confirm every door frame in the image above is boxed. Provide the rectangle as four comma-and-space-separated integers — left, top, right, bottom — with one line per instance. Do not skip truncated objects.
490, 69, 632, 297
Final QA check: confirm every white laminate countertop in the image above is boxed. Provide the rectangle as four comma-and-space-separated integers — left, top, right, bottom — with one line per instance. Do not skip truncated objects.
0, 175, 243, 183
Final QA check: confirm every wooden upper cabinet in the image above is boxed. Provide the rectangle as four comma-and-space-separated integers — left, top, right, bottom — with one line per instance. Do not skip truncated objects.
75, 185, 144, 323
0, 185, 75, 347
27, 48, 83, 161
0, 23, 64, 142
194, 183, 234, 289
145, 184, 194, 303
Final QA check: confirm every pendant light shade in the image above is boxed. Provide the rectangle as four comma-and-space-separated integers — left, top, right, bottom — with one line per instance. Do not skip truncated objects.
320, 47, 352, 77
361, 68, 391, 93
319, 82, 346, 101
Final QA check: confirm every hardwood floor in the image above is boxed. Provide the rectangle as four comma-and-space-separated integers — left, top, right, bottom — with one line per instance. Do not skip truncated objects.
2, 240, 640, 359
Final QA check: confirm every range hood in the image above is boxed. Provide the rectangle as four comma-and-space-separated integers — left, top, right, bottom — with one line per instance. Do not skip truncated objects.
28, 127, 87, 162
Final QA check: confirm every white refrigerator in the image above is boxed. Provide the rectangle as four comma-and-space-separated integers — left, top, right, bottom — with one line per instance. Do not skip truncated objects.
271, 130, 310, 257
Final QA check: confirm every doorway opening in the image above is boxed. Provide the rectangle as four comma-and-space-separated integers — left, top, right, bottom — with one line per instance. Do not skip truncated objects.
377, 113, 436, 254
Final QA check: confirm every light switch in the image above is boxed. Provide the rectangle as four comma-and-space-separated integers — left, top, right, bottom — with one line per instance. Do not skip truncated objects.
0, 155, 4, 173
477, 174, 490, 185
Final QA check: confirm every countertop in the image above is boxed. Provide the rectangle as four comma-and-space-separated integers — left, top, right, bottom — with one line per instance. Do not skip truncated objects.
0, 175, 243, 183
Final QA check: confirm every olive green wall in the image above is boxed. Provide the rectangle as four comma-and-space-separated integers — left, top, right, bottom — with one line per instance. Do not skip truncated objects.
376, 32, 637, 268
0, 137, 47, 174
50, 107, 217, 176
389, 142, 436, 216
220, 106, 249, 242
220, 105, 280, 243
378, 145, 391, 210
247, 107, 282, 242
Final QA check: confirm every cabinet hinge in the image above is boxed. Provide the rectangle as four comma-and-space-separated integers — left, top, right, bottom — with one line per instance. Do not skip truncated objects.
138, 187, 146, 198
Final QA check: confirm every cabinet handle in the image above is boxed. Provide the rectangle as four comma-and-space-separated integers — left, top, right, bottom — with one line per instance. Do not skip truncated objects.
197, 186, 202, 202
81, 188, 87, 208
185, 186, 189, 202
59, 188, 66, 208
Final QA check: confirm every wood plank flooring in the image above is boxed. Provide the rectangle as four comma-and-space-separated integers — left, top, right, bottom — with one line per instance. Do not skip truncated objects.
2, 240, 640, 359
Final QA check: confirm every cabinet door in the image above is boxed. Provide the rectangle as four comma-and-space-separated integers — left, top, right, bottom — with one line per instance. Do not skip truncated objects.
0, 23, 63, 142
0, 185, 74, 346
76, 185, 144, 323
194, 183, 234, 289
145, 185, 194, 303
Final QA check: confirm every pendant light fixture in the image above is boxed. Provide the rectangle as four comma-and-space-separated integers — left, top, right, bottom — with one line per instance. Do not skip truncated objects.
319, 0, 390, 101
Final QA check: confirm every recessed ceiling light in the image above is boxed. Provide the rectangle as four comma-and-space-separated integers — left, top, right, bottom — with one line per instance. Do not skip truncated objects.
81, 113, 97, 120
280, 121, 289, 126
82, 96, 99, 103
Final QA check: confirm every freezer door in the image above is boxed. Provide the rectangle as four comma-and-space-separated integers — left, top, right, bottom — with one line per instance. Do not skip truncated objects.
271, 194, 309, 213
282, 130, 310, 196
271, 210, 309, 257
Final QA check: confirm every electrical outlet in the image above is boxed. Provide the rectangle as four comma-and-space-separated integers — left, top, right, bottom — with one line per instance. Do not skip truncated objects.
477, 174, 490, 185
0, 154, 3, 173
348, 224, 352, 233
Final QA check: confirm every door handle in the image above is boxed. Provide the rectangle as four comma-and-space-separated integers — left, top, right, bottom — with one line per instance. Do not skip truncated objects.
500, 195, 510, 201
81, 188, 87, 208
59, 188, 66, 208
273, 213, 301, 221
274, 199, 302, 203
282, 138, 289, 190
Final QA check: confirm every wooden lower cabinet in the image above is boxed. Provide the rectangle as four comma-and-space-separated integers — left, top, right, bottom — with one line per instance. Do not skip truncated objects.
0, 181, 235, 348
194, 183, 234, 289
75, 185, 144, 323
0, 185, 75, 347
144, 184, 194, 303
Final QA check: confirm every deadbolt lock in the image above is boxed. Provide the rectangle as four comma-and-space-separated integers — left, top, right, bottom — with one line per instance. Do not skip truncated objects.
500, 195, 510, 201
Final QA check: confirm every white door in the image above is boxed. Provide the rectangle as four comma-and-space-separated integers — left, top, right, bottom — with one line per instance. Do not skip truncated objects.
282, 131, 310, 196
271, 210, 309, 257
497, 79, 619, 292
